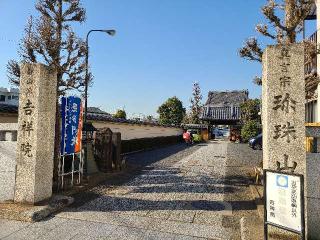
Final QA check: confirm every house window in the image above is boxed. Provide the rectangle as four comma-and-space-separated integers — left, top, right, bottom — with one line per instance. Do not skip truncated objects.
8, 96, 11, 100
12, 96, 19, 100
0, 95, 5, 102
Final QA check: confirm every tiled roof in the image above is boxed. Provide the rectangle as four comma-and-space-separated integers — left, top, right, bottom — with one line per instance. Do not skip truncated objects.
201, 106, 241, 121
181, 124, 208, 129
0, 103, 18, 114
87, 107, 111, 116
87, 113, 179, 128
205, 90, 249, 107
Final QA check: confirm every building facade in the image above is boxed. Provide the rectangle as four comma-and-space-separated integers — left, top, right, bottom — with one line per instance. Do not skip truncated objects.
200, 90, 249, 125
0, 88, 19, 106
304, 2, 320, 123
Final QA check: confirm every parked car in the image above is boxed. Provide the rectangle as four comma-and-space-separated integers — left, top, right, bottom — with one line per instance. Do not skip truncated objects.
249, 133, 262, 150
213, 128, 223, 137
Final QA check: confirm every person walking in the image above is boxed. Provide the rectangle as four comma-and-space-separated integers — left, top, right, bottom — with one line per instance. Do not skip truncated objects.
183, 130, 191, 144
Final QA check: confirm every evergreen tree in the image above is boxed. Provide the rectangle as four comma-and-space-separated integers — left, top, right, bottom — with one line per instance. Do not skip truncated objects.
157, 97, 186, 125
189, 82, 203, 124
240, 99, 261, 124
113, 109, 127, 119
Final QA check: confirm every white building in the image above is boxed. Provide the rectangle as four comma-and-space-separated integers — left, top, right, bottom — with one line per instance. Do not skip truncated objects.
0, 88, 19, 106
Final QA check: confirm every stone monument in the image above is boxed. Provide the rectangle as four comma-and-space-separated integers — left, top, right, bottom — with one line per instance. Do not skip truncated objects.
14, 63, 57, 204
112, 132, 121, 171
262, 44, 307, 238
94, 128, 113, 172
262, 44, 306, 175
262, 43, 320, 239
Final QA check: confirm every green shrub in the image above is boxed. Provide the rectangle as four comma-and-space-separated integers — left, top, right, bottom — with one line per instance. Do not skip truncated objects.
241, 120, 261, 143
192, 134, 202, 142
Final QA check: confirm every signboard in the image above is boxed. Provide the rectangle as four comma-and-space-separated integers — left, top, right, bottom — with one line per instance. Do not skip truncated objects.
264, 170, 305, 239
60, 96, 83, 155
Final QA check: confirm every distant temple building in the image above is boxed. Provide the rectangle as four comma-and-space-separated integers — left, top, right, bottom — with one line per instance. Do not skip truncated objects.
200, 90, 249, 125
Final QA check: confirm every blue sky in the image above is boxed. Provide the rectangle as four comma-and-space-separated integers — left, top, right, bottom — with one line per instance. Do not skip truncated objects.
0, 0, 316, 117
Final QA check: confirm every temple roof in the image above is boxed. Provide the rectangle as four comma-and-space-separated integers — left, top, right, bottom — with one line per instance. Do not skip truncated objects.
204, 90, 249, 107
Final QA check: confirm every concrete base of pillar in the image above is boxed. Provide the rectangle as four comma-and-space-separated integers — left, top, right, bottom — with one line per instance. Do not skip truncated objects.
306, 197, 320, 240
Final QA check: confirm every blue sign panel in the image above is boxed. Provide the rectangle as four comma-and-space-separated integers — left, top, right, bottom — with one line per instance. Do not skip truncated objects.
276, 175, 289, 188
60, 96, 82, 155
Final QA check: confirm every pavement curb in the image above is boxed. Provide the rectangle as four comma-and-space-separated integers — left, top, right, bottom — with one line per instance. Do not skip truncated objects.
249, 184, 264, 218
240, 184, 265, 239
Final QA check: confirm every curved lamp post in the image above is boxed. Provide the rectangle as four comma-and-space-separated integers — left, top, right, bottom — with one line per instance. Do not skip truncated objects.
84, 29, 116, 175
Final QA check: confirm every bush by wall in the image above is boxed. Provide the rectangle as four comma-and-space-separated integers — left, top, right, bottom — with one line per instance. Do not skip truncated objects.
121, 135, 183, 154
241, 120, 261, 143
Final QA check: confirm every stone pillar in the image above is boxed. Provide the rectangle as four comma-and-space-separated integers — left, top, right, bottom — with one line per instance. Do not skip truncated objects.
262, 44, 306, 174
112, 132, 121, 171
95, 128, 113, 172
262, 44, 307, 236
14, 63, 57, 204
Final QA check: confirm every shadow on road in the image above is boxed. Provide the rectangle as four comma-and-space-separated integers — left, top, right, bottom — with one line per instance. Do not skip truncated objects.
68, 196, 256, 212
124, 143, 202, 168
61, 142, 257, 216
69, 143, 201, 208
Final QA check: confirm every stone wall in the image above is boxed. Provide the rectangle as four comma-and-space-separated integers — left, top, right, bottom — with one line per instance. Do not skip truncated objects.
0, 123, 17, 202
0, 115, 183, 140
121, 135, 183, 154
305, 125, 320, 239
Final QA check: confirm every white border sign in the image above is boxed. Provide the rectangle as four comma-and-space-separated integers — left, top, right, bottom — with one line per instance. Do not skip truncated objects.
265, 171, 303, 233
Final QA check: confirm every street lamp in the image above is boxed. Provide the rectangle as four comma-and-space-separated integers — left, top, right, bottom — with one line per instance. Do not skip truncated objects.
83, 29, 116, 175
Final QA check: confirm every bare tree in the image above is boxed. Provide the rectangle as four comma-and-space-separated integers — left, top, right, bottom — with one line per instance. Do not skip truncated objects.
7, 0, 87, 94
239, 0, 318, 98
7, 0, 88, 187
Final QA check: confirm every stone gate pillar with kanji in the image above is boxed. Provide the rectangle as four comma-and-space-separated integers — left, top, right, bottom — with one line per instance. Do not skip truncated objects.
262, 43, 320, 239
14, 63, 57, 204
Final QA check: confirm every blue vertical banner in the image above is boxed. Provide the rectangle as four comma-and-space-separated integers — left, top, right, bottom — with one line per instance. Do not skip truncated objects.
60, 96, 83, 155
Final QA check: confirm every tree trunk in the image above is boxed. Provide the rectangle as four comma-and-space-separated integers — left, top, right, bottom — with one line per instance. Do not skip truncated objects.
285, 0, 296, 44
52, 93, 61, 191
52, 73, 63, 191
53, 0, 63, 191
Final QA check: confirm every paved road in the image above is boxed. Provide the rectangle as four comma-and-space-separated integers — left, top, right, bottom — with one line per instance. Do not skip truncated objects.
0, 141, 262, 240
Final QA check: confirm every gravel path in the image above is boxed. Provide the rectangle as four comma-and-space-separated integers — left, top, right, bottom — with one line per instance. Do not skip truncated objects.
0, 141, 261, 240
